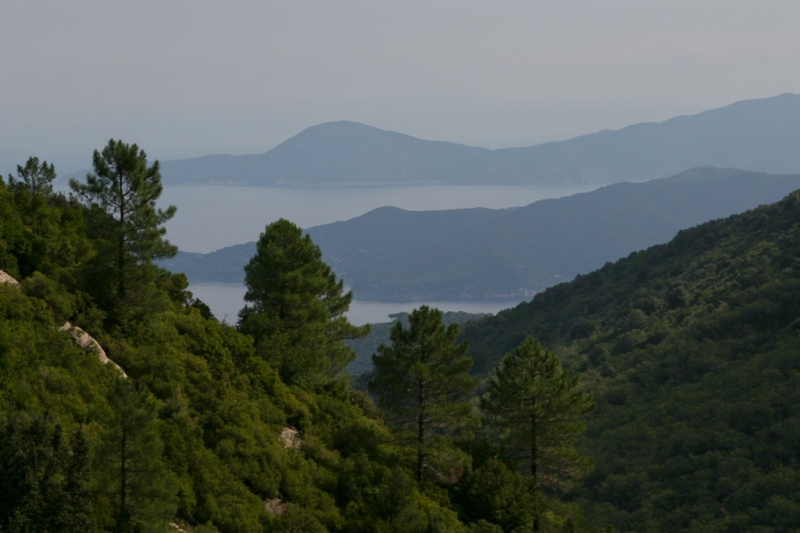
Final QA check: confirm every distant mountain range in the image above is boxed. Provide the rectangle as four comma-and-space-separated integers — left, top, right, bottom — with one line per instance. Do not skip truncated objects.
158, 93, 800, 186
160, 167, 800, 301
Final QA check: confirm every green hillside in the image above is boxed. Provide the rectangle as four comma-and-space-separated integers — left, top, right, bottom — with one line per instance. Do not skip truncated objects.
462, 187, 800, 531
10, 142, 800, 532
0, 152, 607, 533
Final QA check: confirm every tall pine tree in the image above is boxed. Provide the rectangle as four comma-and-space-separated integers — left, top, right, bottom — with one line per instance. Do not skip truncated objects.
97, 379, 178, 533
369, 306, 478, 483
8, 156, 56, 199
238, 218, 367, 384
70, 140, 176, 314
481, 336, 595, 532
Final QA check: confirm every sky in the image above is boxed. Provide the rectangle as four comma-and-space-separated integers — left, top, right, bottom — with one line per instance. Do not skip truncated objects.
2, 0, 800, 173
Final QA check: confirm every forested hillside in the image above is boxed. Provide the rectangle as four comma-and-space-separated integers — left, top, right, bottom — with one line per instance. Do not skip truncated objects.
462, 186, 800, 531
0, 149, 607, 532
10, 141, 800, 532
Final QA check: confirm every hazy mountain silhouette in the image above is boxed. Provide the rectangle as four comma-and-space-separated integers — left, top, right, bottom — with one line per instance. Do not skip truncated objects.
159, 93, 800, 186
162, 167, 800, 300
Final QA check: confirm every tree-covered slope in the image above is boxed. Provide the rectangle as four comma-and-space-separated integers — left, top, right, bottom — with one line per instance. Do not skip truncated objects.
158, 93, 800, 186
162, 168, 800, 301
0, 157, 444, 532
1, 153, 609, 533
461, 187, 800, 531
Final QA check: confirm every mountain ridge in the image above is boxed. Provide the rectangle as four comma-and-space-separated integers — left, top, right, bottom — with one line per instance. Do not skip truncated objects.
158, 93, 800, 186
160, 167, 800, 301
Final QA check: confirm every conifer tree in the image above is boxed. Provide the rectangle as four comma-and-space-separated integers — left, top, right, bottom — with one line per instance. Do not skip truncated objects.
238, 218, 367, 384
70, 139, 176, 306
369, 306, 478, 482
481, 336, 595, 532
98, 379, 178, 533
5, 158, 94, 283
8, 156, 56, 199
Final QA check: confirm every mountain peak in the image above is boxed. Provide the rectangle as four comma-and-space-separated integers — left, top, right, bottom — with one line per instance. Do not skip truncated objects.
160, 93, 800, 186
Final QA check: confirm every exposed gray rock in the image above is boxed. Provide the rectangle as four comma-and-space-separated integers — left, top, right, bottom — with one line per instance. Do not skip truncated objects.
58, 322, 127, 378
280, 426, 300, 450
0, 270, 20, 287
264, 498, 287, 516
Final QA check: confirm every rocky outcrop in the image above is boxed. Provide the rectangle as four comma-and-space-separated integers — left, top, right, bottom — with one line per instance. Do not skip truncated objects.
0, 270, 20, 288
264, 498, 287, 516
280, 427, 301, 450
58, 322, 127, 378
1, 269, 127, 378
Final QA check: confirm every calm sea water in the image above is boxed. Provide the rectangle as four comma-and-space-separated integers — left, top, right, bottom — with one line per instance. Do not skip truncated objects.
189, 282, 521, 326
161, 184, 598, 253
161, 184, 596, 322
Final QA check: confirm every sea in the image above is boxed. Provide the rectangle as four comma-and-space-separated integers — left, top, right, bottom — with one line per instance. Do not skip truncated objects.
160, 184, 598, 324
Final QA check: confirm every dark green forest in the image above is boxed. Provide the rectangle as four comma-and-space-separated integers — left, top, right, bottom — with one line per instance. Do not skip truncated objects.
462, 187, 800, 531
4, 141, 800, 532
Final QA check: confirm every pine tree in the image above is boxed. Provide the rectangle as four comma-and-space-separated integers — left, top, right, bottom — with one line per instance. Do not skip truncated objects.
321, 264, 368, 377
369, 306, 478, 482
69, 140, 176, 308
238, 218, 367, 384
6, 158, 59, 276
8, 156, 56, 199
98, 379, 178, 533
5, 158, 94, 284
481, 336, 595, 532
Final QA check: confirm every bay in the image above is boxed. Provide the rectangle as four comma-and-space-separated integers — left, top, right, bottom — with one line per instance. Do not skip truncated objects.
161, 184, 598, 253
189, 282, 520, 326
165, 184, 593, 321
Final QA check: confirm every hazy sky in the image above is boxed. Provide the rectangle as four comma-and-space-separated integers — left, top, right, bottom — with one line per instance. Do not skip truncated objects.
3, 1, 800, 172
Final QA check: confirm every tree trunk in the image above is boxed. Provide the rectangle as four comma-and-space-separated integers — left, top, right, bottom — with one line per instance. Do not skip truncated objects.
118, 233, 125, 301
417, 382, 425, 483
532, 401, 539, 533
117, 426, 127, 533
117, 178, 126, 302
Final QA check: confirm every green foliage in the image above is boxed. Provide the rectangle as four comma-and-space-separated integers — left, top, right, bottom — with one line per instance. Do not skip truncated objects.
0, 412, 95, 532
238, 218, 368, 384
95, 379, 179, 532
70, 139, 177, 317
0, 168, 94, 289
463, 189, 800, 531
481, 337, 595, 532
347, 311, 489, 376
456, 457, 537, 532
0, 178, 26, 276
8, 156, 56, 198
0, 147, 612, 533
370, 306, 479, 482
0, 282, 114, 425
322, 266, 371, 378
482, 337, 595, 492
